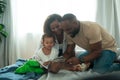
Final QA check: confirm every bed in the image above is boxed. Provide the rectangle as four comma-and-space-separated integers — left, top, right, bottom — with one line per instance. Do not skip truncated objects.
38, 69, 101, 80
0, 48, 120, 80
0, 57, 98, 80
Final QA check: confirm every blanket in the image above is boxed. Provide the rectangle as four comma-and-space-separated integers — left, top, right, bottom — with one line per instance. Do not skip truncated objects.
0, 59, 42, 80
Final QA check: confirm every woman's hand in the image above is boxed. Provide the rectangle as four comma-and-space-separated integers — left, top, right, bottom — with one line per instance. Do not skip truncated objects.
66, 57, 80, 65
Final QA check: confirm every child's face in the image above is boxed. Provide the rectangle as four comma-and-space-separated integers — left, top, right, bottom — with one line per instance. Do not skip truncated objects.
43, 37, 55, 50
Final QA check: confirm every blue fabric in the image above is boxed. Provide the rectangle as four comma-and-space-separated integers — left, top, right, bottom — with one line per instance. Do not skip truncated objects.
0, 72, 42, 80
0, 59, 26, 74
0, 59, 42, 80
77, 50, 120, 74
93, 50, 116, 73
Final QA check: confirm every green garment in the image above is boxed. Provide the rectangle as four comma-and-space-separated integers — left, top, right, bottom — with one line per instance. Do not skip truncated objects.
15, 59, 45, 74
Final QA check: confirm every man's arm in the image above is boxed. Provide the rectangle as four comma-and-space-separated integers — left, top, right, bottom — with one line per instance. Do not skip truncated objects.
66, 41, 102, 65
83, 41, 102, 62
63, 43, 75, 59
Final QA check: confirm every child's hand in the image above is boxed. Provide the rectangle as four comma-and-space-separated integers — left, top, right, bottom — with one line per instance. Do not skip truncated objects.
43, 61, 51, 66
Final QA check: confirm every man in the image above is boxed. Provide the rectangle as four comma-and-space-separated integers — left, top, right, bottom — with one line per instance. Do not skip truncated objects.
61, 13, 120, 73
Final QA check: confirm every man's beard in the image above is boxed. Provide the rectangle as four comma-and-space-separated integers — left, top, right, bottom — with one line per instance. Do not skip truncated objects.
70, 28, 79, 37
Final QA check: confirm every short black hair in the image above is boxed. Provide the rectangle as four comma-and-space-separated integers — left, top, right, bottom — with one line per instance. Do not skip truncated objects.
62, 13, 77, 21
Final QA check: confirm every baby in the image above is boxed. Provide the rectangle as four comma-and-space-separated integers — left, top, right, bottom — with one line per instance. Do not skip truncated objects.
15, 33, 59, 74
32, 33, 59, 69
48, 56, 90, 73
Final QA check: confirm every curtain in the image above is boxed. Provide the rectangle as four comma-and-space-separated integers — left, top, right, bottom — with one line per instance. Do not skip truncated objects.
0, 0, 97, 66
96, 0, 120, 48
0, 0, 12, 67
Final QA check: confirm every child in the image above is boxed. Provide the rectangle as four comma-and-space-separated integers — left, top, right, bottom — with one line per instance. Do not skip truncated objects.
32, 33, 59, 68
15, 33, 59, 74
48, 56, 90, 73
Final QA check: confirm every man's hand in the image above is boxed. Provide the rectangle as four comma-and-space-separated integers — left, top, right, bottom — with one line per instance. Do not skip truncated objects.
66, 57, 80, 65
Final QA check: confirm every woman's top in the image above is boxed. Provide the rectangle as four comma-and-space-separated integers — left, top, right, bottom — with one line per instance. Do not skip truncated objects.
54, 34, 67, 56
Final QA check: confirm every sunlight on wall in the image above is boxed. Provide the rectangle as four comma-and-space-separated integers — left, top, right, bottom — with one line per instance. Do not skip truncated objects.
11, 0, 96, 36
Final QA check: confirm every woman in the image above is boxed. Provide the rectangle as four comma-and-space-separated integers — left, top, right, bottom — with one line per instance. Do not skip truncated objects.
42, 14, 67, 56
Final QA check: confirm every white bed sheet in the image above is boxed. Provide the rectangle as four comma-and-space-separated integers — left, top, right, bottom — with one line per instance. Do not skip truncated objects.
38, 69, 100, 80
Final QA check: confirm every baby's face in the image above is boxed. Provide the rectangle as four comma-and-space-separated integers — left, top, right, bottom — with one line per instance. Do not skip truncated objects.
43, 37, 55, 50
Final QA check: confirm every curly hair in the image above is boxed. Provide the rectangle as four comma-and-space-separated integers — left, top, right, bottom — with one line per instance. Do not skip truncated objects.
43, 14, 62, 35
42, 33, 56, 42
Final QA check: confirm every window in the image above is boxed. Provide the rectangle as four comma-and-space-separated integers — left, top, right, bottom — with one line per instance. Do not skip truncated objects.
11, 0, 97, 58
11, 0, 96, 36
